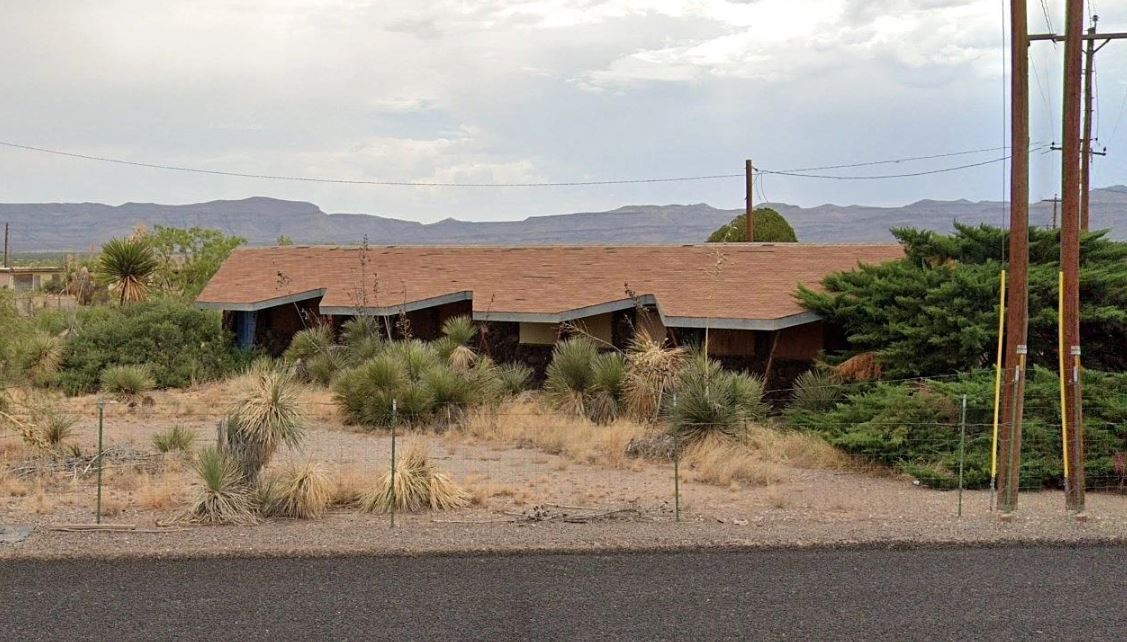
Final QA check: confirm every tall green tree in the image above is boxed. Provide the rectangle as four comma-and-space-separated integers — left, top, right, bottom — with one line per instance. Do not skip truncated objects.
707, 208, 797, 243
798, 224, 1127, 378
149, 226, 246, 299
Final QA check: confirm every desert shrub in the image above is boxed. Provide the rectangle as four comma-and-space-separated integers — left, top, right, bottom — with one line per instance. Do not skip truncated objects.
152, 425, 197, 454
284, 325, 334, 363
587, 352, 627, 424
667, 356, 767, 441
259, 462, 331, 519
183, 446, 256, 525
100, 364, 155, 405
790, 367, 1127, 489
497, 363, 533, 396
57, 299, 250, 394
225, 364, 306, 481
361, 442, 468, 512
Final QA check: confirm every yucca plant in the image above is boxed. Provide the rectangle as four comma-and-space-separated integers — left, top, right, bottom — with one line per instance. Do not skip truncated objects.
98, 237, 158, 305
497, 363, 533, 396
544, 337, 599, 417
15, 333, 62, 384
587, 352, 627, 424
284, 325, 334, 363
100, 364, 155, 406
341, 315, 383, 346
152, 425, 197, 453
332, 354, 407, 426
25, 397, 78, 449
787, 369, 844, 415
624, 330, 687, 423
184, 447, 257, 525
226, 364, 306, 481
422, 364, 474, 425
361, 442, 468, 513
259, 462, 331, 519
667, 356, 767, 441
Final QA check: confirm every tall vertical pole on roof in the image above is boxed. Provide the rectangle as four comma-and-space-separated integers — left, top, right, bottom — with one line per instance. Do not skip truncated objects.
745, 159, 754, 242
3, 222, 8, 268
997, 0, 1031, 514
1061, 0, 1086, 512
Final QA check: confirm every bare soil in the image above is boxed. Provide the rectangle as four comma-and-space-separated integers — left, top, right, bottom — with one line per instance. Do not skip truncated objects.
3, 382, 1127, 559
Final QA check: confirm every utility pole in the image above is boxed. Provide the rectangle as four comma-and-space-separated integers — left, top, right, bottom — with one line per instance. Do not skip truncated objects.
1080, 17, 1096, 231
996, 0, 1030, 513
1032, 17, 1125, 233
745, 159, 754, 242
1043, 195, 1060, 229
2, 222, 8, 268
1060, 0, 1085, 511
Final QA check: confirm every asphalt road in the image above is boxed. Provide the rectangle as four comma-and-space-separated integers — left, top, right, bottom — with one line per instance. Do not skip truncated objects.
3, 545, 1126, 641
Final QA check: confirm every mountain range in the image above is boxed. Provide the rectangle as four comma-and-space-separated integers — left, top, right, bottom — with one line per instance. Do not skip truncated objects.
3, 187, 1126, 252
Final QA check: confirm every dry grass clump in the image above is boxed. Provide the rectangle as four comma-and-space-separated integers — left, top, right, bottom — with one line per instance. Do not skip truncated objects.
680, 436, 786, 487
361, 442, 469, 513
459, 400, 645, 468
259, 462, 331, 519
137, 473, 179, 510
742, 425, 848, 470
182, 447, 257, 525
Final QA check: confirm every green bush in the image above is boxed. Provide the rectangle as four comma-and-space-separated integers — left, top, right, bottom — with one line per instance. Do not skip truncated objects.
790, 368, 1127, 490
57, 299, 250, 395
707, 208, 798, 243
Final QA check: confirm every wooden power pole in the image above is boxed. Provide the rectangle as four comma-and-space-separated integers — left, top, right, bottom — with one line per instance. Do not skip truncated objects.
1080, 17, 1097, 232
996, 0, 1030, 513
1032, 16, 1127, 233
745, 159, 754, 242
1061, 0, 1086, 511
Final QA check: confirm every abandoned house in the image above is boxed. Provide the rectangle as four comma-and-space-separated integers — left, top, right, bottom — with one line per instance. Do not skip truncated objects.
195, 244, 902, 384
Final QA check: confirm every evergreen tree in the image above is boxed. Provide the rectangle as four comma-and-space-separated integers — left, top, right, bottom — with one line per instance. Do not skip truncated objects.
799, 223, 1127, 377
707, 208, 797, 242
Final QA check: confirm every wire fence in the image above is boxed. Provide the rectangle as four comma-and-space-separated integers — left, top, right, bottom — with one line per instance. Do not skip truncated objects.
3, 391, 1127, 528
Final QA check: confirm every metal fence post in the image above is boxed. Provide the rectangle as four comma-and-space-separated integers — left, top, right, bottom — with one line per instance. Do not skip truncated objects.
672, 393, 680, 523
957, 395, 967, 518
390, 398, 397, 529
96, 398, 105, 524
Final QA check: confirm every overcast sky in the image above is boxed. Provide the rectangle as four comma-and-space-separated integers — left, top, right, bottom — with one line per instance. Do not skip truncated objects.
2, 0, 1125, 222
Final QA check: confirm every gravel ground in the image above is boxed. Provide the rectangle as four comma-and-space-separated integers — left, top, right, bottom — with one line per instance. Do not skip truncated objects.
3, 384, 1127, 559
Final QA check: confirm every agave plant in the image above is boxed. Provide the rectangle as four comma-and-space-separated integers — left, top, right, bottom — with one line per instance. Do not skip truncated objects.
98, 237, 158, 305
226, 364, 307, 481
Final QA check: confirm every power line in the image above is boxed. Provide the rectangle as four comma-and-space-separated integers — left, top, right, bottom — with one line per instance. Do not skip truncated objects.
760, 151, 1043, 180
0, 139, 1027, 187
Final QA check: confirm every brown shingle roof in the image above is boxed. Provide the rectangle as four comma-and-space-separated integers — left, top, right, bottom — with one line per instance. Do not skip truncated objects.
196, 244, 902, 329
